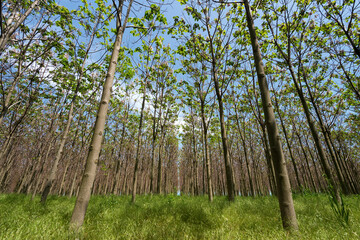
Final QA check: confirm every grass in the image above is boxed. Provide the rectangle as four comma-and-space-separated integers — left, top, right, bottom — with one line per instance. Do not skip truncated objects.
0, 193, 359, 239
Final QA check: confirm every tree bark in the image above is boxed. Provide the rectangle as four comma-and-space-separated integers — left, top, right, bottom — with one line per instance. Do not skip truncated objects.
200, 103, 213, 201
244, 0, 298, 230
131, 77, 147, 203
270, 78, 302, 192
70, 0, 133, 230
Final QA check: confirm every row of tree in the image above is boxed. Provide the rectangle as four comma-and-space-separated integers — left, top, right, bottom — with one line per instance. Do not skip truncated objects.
0, 0, 359, 232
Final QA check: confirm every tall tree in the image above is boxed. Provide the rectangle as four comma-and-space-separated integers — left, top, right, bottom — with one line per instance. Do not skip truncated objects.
241, 0, 298, 231
70, 0, 134, 230
40, 4, 106, 204
177, 0, 242, 201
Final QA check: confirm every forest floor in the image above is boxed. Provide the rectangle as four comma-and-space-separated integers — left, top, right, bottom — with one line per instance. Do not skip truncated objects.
0, 193, 359, 239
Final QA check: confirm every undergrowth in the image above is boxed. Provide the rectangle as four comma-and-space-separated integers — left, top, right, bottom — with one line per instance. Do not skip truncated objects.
0, 193, 359, 239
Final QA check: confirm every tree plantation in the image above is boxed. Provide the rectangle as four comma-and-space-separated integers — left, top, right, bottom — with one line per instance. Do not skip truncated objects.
0, 0, 359, 238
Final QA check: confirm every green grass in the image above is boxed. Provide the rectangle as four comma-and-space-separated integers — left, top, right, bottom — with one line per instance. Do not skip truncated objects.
0, 193, 359, 239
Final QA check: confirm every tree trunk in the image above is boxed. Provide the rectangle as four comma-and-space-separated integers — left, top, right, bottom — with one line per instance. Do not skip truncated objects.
131, 77, 147, 203
211, 71, 235, 201
302, 71, 350, 195
70, 0, 133, 230
190, 110, 199, 195
112, 104, 129, 195
200, 108, 213, 201
149, 89, 159, 194
244, 0, 298, 230
157, 132, 165, 194
267, 15, 341, 203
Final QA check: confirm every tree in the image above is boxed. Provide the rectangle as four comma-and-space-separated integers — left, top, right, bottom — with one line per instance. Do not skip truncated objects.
179, 62, 215, 200
241, 0, 298, 231
70, 0, 134, 230
177, 0, 242, 201
40, 2, 107, 204
131, 34, 171, 202
0, 0, 42, 52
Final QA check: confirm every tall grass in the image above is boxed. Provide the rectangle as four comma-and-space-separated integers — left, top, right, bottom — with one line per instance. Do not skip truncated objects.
0, 193, 359, 239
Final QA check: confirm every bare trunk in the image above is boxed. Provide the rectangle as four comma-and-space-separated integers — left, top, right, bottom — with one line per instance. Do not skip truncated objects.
157, 133, 165, 194
149, 92, 159, 194
70, 0, 133, 230
190, 112, 199, 195
41, 102, 73, 203
41, 17, 99, 204
131, 77, 147, 203
201, 110, 213, 201
244, 0, 298, 230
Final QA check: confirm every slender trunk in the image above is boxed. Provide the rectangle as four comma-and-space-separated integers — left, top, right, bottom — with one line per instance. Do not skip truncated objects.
295, 130, 317, 192
244, 0, 298, 230
0, 63, 22, 126
190, 111, 199, 195
248, 71, 277, 194
200, 108, 213, 201
41, 102, 74, 203
131, 77, 147, 203
301, 73, 351, 194
302, 72, 350, 195
121, 155, 129, 195
336, 138, 359, 194
59, 160, 70, 195
270, 78, 302, 191
0, 138, 16, 190
237, 152, 247, 196
32, 141, 53, 199
304, 135, 326, 192
149, 90, 159, 194
242, 129, 254, 196
104, 172, 110, 195
259, 125, 277, 195
157, 131, 165, 194
156, 101, 170, 194
70, 0, 133, 230
112, 105, 129, 194
211, 72, 235, 201
290, 59, 340, 200
249, 132, 259, 196
233, 106, 255, 196
204, 8, 235, 201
